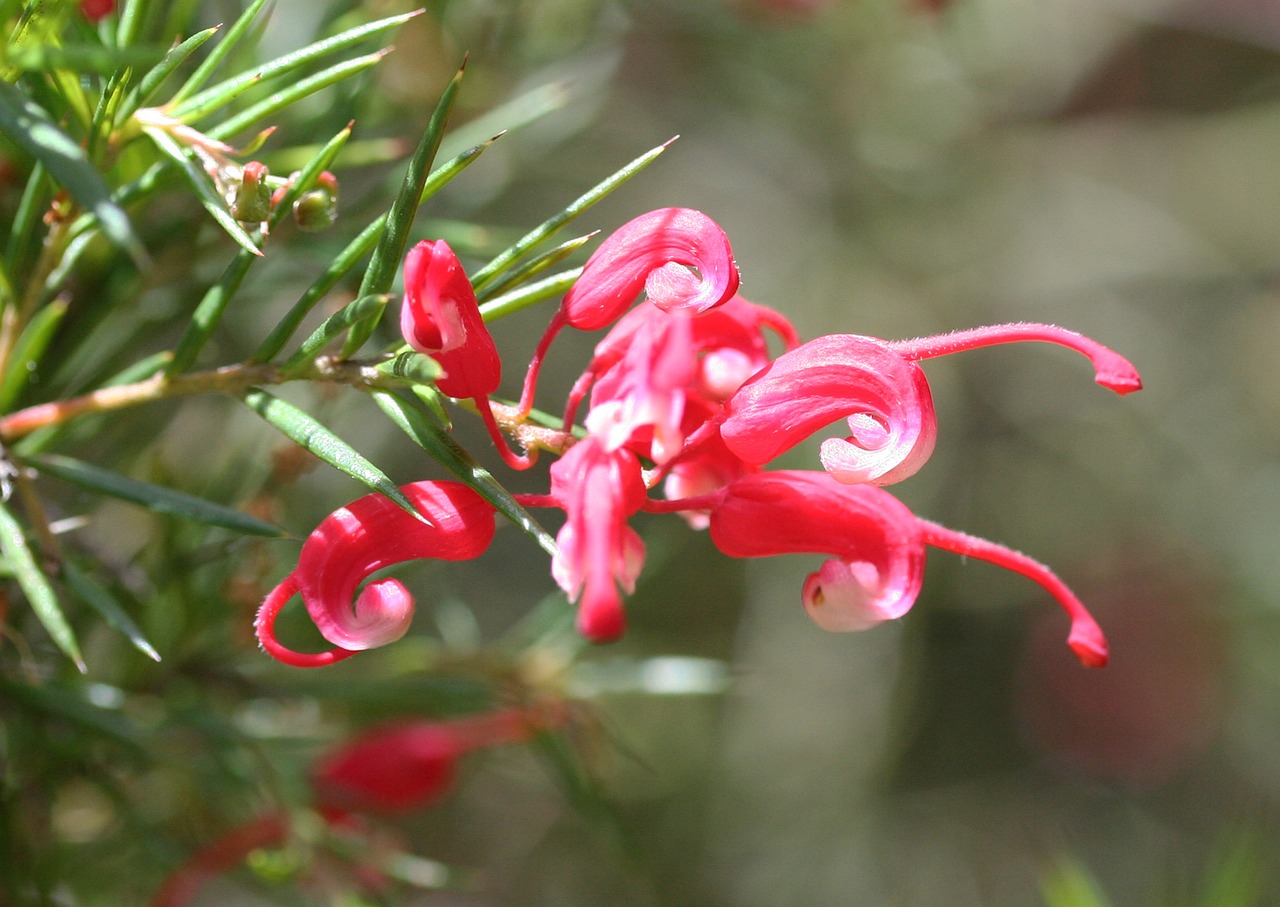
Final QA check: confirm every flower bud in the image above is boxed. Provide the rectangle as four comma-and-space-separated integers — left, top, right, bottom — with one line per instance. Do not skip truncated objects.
230, 161, 272, 223
292, 171, 339, 232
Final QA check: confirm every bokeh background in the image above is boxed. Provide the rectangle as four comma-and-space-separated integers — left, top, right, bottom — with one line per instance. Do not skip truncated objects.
11, 0, 1280, 904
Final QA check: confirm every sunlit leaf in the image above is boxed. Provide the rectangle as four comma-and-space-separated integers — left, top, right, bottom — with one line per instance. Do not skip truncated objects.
61, 561, 160, 662
241, 389, 423, 523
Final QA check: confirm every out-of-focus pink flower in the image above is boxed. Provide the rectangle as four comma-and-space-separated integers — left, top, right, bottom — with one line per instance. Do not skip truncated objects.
401, 239, 500, 400
708, 470, 1110, 666
80, 0, 115, 21
561, 207, 740, 331
722, 323, 1141, 486
255, 481, 495, 667
545, 437, 648, 641
311, 709, 544, 819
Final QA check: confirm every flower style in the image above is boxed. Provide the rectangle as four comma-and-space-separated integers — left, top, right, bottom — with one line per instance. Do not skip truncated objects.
541, 436, 648, 641
721, 323, 1142, 486
707, 470, 1109, 666
255, 481, 495, 667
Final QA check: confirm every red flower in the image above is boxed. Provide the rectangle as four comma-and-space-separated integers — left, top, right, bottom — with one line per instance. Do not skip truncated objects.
79, 0, 114, 22
401, 239, 500, 400
709, 471, 1110, 666
255, 481, 496, 667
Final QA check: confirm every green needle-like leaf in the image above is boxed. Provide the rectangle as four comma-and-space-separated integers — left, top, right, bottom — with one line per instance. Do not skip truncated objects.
279, 293, 394, 376
241, 389, 424, 523
479, 267, 582, 322
166, 0, 271, 108
475, 233, 595, 303
0, 83, 144, 264
345, 59, 465, 355
207, 50, 388, 143
28, 454, 283, 538
118, 26, 221, 122
0, 299, 67, 412
173, 10, 419, 123
371, 389, 556, 556
0, 500, 83, 671
468, 138, 674, 292
142, 125, 263, 256
61, 561, 160, 662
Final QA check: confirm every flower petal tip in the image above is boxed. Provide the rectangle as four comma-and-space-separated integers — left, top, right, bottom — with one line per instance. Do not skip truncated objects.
1068, 631, 1110, 668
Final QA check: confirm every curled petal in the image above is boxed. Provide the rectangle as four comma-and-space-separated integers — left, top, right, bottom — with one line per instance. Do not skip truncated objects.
561, 208, 740, 331
803, 558, 912, 631
721, 334, 937, 485
256, 481, 495, 664
401, 240, 501, 399
709, 471, 926, 626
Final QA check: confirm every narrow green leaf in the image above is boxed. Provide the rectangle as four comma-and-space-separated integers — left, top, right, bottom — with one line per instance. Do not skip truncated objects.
118, 26, 221, 122
61, 560, 160, 662
4, 161, 47, 280
279, 293, 393, 376
371, 389, 556, 556
479, 267, 582, 322
0, 500, 83, 670
166, 0, 271, 107
469, 138, 673, 292
142, 125, 263, 257
0, 299, 67, 412
241, 389, 424, 523
0, 83, 144, 263
175, 10, 419, 123
251, 220, 383, 362
0, 677, 142, 750
207, 50, 387, 144
165, 243, 260, 376
475, 233, 595, 303
346, 60, 465, 355
28, 453, 283, 537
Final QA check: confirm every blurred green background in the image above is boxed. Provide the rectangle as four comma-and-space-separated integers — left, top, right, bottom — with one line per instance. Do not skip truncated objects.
11, 0, 1280, 903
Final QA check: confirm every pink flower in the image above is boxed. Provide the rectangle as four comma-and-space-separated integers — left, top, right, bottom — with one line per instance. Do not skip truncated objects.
545, 437, 648, 641
255, 481, 496, 667
311, 709, 546, 819
517, 208, 742, 417
401, 239, 500, 400
721, 323, 1142, 486
561, 207, 741, 331
708, 470, 1110, 666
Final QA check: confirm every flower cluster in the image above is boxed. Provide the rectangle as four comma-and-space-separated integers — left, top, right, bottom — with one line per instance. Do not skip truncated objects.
256, 207, 1141, 670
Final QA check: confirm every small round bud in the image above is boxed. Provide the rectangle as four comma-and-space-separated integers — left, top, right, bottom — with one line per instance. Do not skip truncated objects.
292, 171, 338, 232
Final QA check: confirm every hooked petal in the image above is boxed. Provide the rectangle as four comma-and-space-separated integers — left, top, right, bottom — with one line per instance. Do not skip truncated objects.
288, 481, 495, 652
561, 208, 740, 331
722, 334, 937, 485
